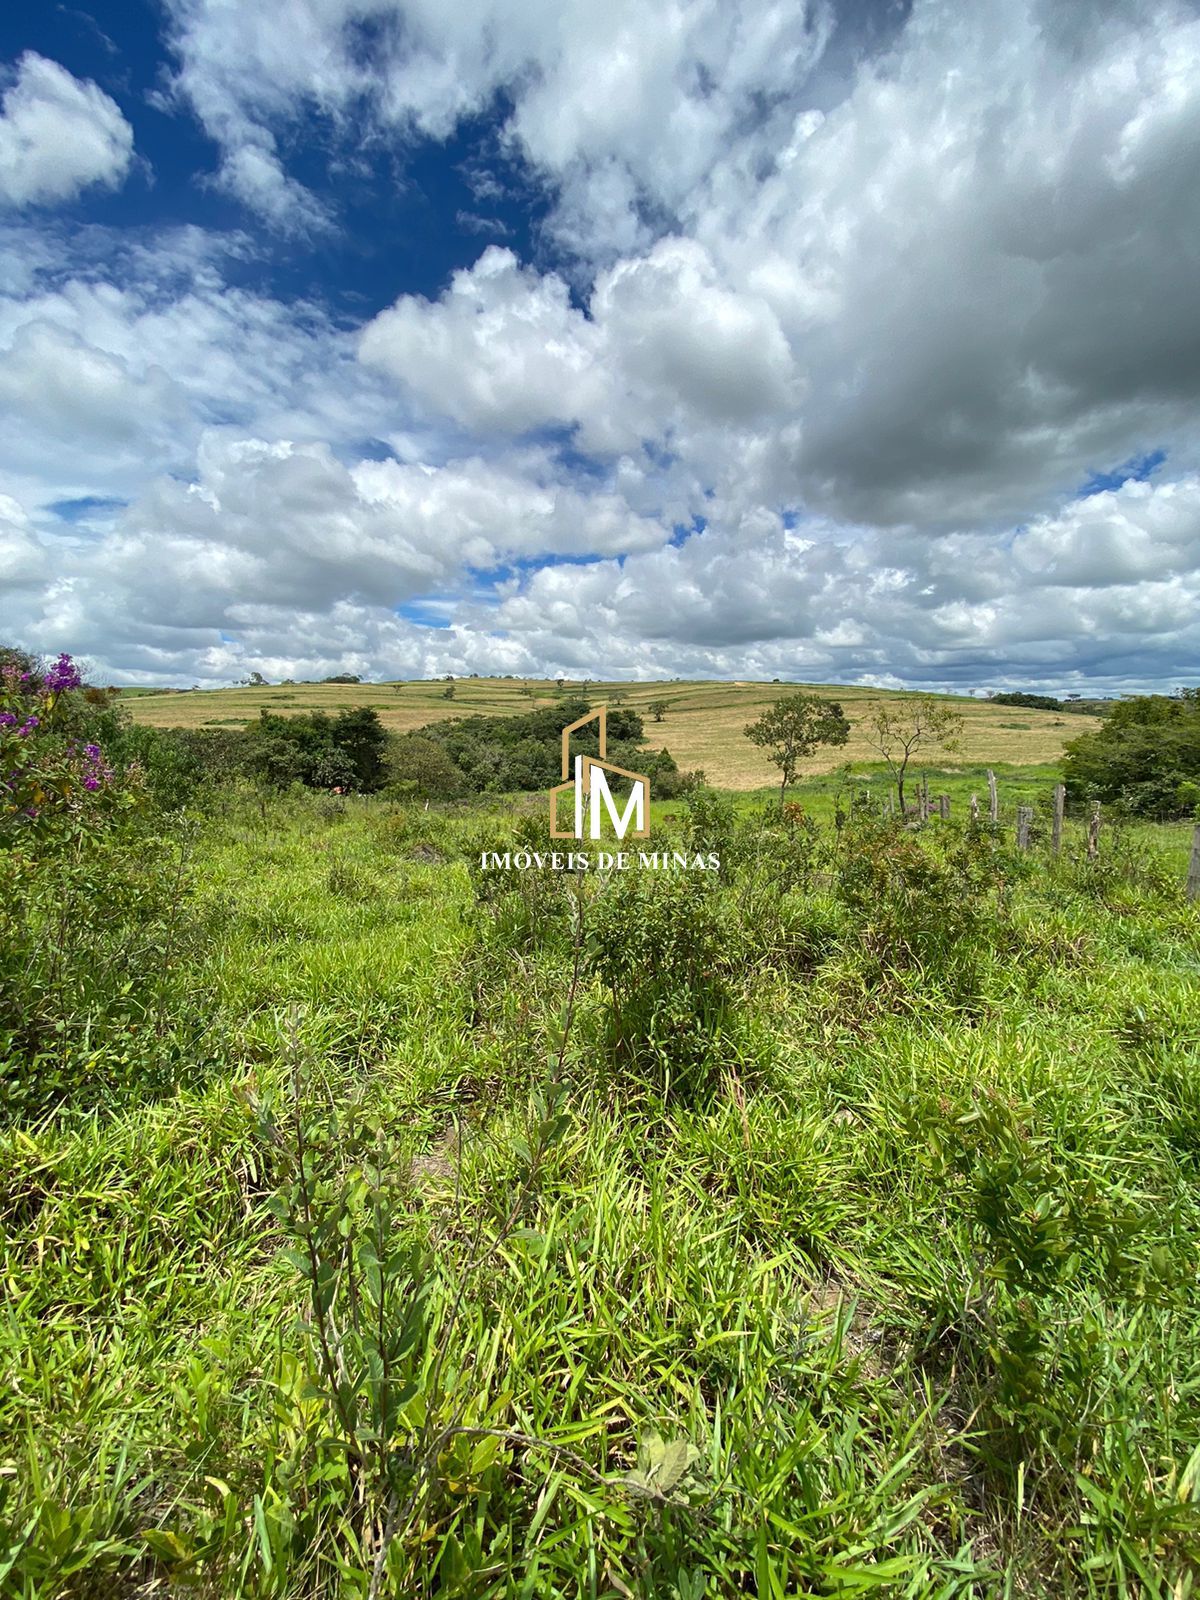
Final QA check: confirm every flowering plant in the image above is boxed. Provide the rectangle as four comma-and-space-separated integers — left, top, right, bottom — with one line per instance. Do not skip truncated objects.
0, 651, 134, 845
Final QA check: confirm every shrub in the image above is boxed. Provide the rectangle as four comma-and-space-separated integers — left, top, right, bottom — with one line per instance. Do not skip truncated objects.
834, 814, 1013, 993
245, 707, 389, 793
116, 724, 249, 809
1, 651, 135, 848
0, 823, 216, 1120
586, 871, 735, 1103
386, 733, 465, 799
410, 698, 684, 799
1062, 688, 1200, 817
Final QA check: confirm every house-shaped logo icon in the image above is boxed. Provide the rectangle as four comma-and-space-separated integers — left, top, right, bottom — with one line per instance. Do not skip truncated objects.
548, 707, 650, 841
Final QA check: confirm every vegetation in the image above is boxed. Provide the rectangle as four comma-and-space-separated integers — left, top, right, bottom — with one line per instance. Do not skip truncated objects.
243, 707, 391, 793
1063, 688, 1200, 817
393, 699, 691, 799
989, 691, 1111, 715
3, 651, 1199, 1597
124, 678, 1101, 789
864, 695, 965, 810
743, 693, 850, 803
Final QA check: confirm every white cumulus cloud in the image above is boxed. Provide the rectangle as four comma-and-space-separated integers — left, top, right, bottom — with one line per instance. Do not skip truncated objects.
0, 54, 134, 207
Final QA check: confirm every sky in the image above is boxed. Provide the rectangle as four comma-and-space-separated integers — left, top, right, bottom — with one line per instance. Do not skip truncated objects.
0, 0, 1198, 692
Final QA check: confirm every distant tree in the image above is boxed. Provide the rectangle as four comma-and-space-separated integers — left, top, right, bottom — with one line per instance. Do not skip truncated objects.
442, 683, 456, 700
989, 691, 1061, 711
246, 670, 269, 687
1063, 689, 1200, 816
386, 733, 464, 799
312, 747, 358, 790
744, 693, 851, 805
648, 698, 669, 723
333, 706, 389, 790
412, 698, 655, 796
245, 706, 388, 792
864, 696, 964, 810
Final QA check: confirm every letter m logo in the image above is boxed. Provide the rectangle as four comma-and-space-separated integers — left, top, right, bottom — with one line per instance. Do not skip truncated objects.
548, 706, 651, 841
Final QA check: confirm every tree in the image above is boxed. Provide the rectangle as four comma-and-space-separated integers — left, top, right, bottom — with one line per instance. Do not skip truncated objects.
744, 693, 850, 804
442, 683, 456, 700
648, 698, 669, 723
864, 695, 964, 810
1062, 689, 1200, 816
988, 690, 1061, 711
386, 734, 464, 799
245, 706, 388, 792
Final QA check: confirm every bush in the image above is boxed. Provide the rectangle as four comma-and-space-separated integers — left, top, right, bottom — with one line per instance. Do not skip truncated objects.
834, 813, 1013, 994
386, 733, 465, 799
115, 725, 250, 809
586, 871, 736, 1103
1063, 689, 1200, 817
411, 698, 686, 798
245, 707, 389, 793
1, 650, 136, 848
0, 823, 216, 1120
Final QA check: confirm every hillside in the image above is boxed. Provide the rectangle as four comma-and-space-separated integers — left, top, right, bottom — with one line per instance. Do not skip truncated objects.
123, 678, 1099, 789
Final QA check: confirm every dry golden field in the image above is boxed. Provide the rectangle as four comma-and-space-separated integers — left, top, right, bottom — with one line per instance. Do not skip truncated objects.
124, 678, 1098, 790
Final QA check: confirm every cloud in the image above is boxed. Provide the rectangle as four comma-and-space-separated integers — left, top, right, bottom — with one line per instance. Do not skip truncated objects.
0, 493, 48, 586
472, 473, 1200, 688
0, 53, 134, 207
0, 227, 402, 503
360, 237, 797, 448
7, 443, 1198, 693
6, 1, 1200, 694
213, 143, 332, 235
349, 0, 1200, 534
359, 247, 610, 436
162, 0, 831, 231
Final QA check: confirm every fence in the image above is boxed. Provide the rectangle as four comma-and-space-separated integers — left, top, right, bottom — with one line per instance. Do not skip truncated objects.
876, 770, 1200, 901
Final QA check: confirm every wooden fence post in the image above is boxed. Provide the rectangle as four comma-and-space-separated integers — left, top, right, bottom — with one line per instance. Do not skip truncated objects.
1016, 806, 1032, 850
1052, 784, 1065, 854
1087, 801, 1101, 859
970, 793, 980, 821
987, 769, 998, 822
938, 793, 950, 820
1187, 823, 1200, 902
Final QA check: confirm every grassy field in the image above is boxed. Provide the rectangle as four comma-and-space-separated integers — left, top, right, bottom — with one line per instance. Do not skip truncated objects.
3, 770, 1199, 1597
123, 679, 1101, 789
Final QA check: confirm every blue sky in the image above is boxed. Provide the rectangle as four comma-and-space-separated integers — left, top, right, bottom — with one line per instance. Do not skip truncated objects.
1, 0, 1198, 691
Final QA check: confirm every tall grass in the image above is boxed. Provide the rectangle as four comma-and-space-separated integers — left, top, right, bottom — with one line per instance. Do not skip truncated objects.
2, 784, 1198, 1596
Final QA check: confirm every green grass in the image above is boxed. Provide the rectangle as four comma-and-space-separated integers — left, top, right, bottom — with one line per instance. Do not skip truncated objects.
2, 779, 1199, 1596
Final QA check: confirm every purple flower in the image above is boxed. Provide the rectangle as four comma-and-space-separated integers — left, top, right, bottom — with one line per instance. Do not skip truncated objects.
83, 774, 100, 791
84, 743, 102, 761
19, 716, 39, 735
43, 654, 82, 692
0, 712, 16, 727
